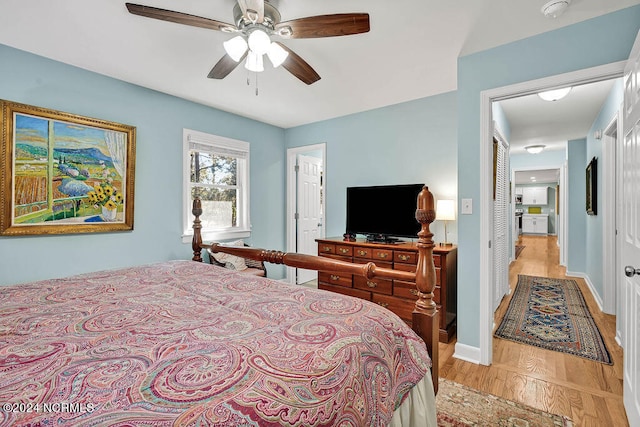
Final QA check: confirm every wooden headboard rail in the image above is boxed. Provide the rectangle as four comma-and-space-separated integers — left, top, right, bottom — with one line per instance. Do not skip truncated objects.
191, 185, 440, 393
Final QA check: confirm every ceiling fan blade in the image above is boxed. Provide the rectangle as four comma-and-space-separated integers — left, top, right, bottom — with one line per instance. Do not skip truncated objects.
126, 3, 236, 32
274, 43, 320, 85
237, 0, 264, 23
275, 14, 369, 39
207, 53, 246, 79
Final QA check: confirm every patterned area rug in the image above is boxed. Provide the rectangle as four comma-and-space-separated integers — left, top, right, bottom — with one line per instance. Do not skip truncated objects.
515, 245, 525, 259
494, 275, 612, 364
436, 379, 573, 426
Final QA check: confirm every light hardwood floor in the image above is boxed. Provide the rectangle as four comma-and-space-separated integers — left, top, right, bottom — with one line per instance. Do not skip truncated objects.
439, 234, 627, 426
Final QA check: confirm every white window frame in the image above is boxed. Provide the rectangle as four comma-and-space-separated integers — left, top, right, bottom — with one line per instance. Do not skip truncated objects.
182, 128, 250, 243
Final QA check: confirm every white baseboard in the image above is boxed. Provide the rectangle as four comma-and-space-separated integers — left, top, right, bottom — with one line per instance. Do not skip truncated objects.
565, 271, 603, 312
453, 342, 481, 364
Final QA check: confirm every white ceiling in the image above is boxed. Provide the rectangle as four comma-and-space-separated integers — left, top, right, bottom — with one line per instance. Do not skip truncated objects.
1, 0, 638, 129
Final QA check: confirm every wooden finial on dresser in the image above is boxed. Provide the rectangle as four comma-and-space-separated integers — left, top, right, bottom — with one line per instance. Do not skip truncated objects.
191, 197, 203, 262
413, 185, 439, 393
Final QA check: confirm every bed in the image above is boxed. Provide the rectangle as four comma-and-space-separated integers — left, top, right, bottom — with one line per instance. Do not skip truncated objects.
0, 186, 440, 426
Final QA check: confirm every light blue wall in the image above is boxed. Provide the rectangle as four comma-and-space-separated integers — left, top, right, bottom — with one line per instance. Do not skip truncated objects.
0, 43, 286, 285
284, 93, 458, 245
492, 102, 511, 141
584, 78, 624, 296
457, 6, 640, 348
567, 139, 587, 273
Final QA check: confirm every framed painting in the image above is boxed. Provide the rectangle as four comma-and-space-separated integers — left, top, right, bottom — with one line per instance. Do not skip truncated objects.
586, 156, 597, 216
1, 100, 136, 235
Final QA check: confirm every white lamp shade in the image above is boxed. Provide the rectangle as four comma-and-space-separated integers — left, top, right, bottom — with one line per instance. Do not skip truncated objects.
267, 42, 289, 68
538, 87, 571, 101
248, 29, 271, 55
436, 200, 455, 221
244, 51, 264, 72
223, 36, 248, 62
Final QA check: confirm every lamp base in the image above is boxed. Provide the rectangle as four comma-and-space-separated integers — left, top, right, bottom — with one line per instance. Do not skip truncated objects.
440, 242, 453, 247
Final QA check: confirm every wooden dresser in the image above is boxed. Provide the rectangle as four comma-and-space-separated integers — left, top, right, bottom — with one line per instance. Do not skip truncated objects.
316, 237, 457, 342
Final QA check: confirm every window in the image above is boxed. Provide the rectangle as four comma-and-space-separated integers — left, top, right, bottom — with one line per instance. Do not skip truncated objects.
183, 129, 250, 242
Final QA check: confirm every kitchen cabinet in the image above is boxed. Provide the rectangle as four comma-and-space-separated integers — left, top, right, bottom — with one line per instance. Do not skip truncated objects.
522, 214, 548, 234
522, 186, 548, 205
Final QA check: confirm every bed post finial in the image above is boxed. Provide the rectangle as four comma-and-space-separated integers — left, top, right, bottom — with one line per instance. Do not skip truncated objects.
192, 197, 203, 262
413, 185, 439, 394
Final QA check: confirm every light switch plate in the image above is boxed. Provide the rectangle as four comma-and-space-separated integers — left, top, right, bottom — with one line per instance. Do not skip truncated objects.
461, 198, 472, 214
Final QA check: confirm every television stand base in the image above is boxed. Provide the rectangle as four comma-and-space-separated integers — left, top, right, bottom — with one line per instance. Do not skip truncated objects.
365, 234, 400, 244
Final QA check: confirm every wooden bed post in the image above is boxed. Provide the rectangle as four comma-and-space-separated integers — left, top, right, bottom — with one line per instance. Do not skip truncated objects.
191, 197, 203, 262
412, 186, 439, 394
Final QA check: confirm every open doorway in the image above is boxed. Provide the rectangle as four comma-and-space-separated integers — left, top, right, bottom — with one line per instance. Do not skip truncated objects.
477, 61, 626, 365
286, 143, 326, 285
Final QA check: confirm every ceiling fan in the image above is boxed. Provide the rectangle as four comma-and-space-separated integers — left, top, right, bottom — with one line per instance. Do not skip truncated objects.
125, 1, 370, 85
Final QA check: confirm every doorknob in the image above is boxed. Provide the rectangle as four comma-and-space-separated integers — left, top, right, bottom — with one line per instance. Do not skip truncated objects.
625, 266, 640, 277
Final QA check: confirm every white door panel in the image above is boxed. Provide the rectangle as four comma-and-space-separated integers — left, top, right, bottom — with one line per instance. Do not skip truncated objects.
622, 29, 640, 427
296, 155, 322, 284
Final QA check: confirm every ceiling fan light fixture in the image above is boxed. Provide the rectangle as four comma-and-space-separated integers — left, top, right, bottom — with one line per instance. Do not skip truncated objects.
525, 145, 546, 154
538, 87, 571, 101
245, 50, 264, 72
223, 36, 248, 62
267, 42, 288, 68
248, 29, 271, 55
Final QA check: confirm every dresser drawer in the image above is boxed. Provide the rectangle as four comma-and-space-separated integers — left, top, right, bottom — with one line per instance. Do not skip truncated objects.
354, 276, 393, 295
395, 251, 417, 264
372, 294, 413, 322
318, 271, 352, 288
319, 283, 371, 300
392, 264, 441, 284
318, 243, 336, 255
373, 248, 393, 262
353, 246, 372, 259
394, 280, 419, 300
335, 245, 353, 256
394, 280, 441, 304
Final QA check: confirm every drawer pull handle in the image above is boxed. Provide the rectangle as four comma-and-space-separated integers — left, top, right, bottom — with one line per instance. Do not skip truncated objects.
410, 289, 419, 296
378, 253, 389, 259
330, 275, 340, 281
323, 246, 332, 252
377, 302, 389, 308
367, 281, 377, 288
398, 254, 410, 261
358, 250, 367, 256
339, 248, 349, 254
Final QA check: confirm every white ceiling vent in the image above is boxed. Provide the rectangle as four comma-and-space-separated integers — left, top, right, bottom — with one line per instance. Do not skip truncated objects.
541, 0, 571, 18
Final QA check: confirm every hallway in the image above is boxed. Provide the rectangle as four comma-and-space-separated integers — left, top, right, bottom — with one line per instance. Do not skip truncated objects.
439, 234, 626, 426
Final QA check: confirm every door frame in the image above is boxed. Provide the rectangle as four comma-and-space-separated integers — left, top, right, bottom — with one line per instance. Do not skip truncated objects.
602, 112, 621, 316
478, 60, 626, 365
286, 143, 326, 284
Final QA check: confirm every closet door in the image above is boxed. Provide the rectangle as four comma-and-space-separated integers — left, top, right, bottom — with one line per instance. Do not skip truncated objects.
493, 134, 509, 311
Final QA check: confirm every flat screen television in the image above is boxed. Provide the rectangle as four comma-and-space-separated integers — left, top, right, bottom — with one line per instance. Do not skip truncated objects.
346, 183, 423, 242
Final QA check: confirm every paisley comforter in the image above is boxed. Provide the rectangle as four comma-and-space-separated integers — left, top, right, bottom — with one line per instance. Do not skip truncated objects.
0, 260, 431, 426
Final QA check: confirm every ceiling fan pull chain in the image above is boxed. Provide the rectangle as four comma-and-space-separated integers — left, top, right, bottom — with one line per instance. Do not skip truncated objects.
255, 72, 259, 96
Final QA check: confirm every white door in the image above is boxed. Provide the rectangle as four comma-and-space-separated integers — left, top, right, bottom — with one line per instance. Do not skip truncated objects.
296, 154, 322, 284
622, 29, 640, 427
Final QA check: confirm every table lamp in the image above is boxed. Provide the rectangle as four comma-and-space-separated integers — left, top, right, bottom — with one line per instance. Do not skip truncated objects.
436, 199, 455, 246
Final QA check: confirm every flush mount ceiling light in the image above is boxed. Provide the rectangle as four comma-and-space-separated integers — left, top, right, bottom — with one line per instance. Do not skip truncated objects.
541, 0, 571, 18
525, 145, 546, 154
538, 87, 572, 101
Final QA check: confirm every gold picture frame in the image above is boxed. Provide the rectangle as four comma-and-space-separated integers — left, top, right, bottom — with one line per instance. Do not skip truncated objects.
1, 100, 136, 235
